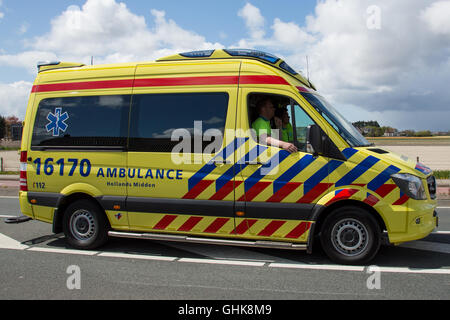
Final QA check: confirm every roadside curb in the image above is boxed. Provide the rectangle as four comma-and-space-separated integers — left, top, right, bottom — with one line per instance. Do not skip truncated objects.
0, 175, 19, 181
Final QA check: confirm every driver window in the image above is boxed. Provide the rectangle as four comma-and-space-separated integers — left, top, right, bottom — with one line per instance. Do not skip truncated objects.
288, 103, 315, 152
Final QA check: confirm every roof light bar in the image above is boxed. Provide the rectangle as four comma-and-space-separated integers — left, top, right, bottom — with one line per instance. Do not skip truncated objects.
279, 61, 298, 75
223, 49, 280, 64
180, 50, 215, 58
37, 61, 61, 69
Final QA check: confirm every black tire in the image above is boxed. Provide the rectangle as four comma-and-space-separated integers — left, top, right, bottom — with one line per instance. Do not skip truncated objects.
62, 199, 109, 250
320, 206, 381, 265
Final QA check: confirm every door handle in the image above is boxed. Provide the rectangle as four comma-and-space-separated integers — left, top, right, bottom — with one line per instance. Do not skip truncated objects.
244, 161, 265, 166
211, 159, 232, 166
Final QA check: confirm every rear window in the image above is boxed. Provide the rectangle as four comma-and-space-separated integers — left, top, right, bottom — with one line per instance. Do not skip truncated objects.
31, 95, 130, 149
129, 92, 229, 153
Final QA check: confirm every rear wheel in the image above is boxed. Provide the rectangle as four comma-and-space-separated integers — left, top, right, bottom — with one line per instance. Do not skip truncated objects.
62, 199, 109, 250
320, 206, 381, 265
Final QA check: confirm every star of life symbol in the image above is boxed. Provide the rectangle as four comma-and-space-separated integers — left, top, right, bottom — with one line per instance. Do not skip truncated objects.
46, 107, 69, 136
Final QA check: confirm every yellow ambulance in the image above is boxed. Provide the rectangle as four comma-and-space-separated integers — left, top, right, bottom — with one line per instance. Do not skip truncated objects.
19, 49, 438, 264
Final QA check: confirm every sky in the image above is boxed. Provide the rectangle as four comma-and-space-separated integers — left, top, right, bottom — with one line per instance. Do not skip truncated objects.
0, 0, 449, 131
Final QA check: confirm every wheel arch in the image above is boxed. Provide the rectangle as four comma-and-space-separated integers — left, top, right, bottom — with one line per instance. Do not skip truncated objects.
307, 199, 386, 253
53, 192, 107, 234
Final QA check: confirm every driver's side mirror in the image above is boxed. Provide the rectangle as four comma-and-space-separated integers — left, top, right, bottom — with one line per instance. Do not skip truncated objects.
307, 124, 347, 161
307, 124, 324, 156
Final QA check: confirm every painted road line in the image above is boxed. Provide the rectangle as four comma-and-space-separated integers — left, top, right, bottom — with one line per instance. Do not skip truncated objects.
26, 247, 98, 256
179, 257, 266, 267
0, 215, 18, 218
269, 263, 365, 272
398, 240, 450, 254
0, 196, 19, 199
98, 252, 177, 261
0, 232, 29, 250
433, 231, 450, 234
268, 263, 450, 275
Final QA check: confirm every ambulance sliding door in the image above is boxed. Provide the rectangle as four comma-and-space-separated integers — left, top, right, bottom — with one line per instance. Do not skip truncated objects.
126, 62, 240, 236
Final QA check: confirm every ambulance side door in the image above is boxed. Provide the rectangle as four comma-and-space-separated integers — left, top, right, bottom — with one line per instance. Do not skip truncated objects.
235, 88, 335, 241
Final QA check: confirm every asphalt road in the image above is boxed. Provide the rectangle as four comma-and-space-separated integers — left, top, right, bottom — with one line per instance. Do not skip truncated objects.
0, 196, 449, 301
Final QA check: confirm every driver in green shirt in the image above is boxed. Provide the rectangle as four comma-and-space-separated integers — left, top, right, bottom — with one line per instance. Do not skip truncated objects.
252, 98, 297, 153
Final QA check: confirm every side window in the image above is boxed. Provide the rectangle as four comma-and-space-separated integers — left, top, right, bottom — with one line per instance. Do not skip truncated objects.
129, 92, 229, 153
289, 103, 315, 152
31, 95, 130, 148
247, 93, 316, 153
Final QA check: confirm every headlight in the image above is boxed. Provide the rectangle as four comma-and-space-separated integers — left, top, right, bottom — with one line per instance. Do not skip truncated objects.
391, 173, 427, 200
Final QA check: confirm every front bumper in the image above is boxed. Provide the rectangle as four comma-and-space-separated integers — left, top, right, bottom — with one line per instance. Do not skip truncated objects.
388, 201, 438, 244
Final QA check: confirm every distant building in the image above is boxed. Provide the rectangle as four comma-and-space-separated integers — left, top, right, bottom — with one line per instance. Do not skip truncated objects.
10, 123, 23, 141
383, 127, 398, 137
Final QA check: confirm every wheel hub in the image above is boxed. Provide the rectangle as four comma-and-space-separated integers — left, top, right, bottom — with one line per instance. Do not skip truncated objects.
70, 209, 96, 241
331, 218, 369, 257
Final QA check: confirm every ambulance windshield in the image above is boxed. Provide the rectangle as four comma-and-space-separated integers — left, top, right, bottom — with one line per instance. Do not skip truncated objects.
301, 93, 371, 147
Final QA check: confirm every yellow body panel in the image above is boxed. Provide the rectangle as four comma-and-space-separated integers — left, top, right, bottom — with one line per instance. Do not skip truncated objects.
19, 50, 437, 250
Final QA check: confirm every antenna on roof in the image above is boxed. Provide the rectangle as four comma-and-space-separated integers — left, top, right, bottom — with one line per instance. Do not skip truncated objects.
91, 56, 94, 66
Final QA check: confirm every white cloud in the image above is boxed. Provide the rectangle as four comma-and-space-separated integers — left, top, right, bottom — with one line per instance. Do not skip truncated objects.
28, 0, 222, 63
0, 81, 33, 118
0, 51, 58, 74
0, 0, 225, 119
421, 1, 450, 35
235, 1, 450, 130
238, 3, 266, 40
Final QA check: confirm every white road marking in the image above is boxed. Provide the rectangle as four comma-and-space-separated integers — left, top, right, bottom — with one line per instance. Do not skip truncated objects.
269, 263, 450, 275
179, 258, 266, 267
98, 252, 176, 261
269, 263, 365, 272
0, 232, 449, 274
433, 231, 450, 234
0, 196, 19, 199
0, 215, 18, 218
0, 233, 29, 250
398, 240, 450, 254
26, 247, 98, 256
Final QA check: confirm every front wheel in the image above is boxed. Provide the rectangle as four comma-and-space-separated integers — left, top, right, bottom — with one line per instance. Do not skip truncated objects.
62, 199, 109, 250
320, 206, 381, 265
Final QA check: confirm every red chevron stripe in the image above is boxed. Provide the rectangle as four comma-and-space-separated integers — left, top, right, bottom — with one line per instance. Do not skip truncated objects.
266, 182, 302, 203
210, 181, 243, 201
297, 183, 333, 204
203, 218, 230, 233
238, 182, 271, 202
364, 194, 380, 206
285, 222, 311, 239
393, 194, 409, 205
375, 184, 396, 198
178, 216, 203, 232
257, 220, 286, 237
182, 180, 214, 199
232, 219, 257, 234
325, 189, 359, 206
153, 215, 177, 230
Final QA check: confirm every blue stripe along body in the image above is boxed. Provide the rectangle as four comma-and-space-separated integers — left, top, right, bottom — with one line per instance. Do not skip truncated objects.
244, 150, 290, 192
303, 160, 343, 195
188, 137, 247, 190
216, 145, 267, 191
367, 165, 401, 192
335, 155, 380, 188
273, 154, 316, 194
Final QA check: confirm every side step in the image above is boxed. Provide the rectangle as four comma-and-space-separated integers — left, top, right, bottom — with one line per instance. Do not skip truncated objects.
108, 231, 307, 251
